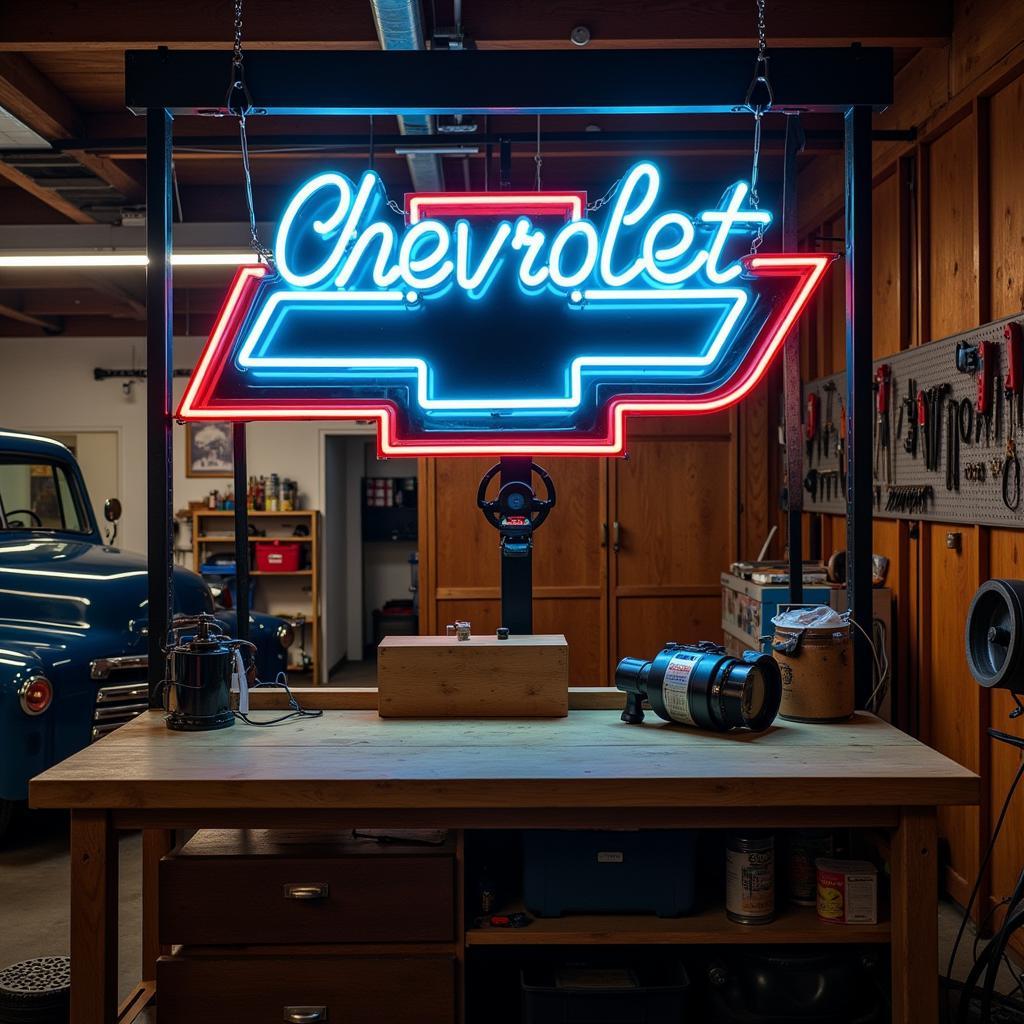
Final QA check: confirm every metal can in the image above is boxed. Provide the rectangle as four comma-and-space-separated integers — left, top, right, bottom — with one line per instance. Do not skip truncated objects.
726, 833, 775, 924
788, 829, 834, 906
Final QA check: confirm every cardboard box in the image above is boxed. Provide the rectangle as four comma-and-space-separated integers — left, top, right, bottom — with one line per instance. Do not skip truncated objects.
377, 634, 569, 718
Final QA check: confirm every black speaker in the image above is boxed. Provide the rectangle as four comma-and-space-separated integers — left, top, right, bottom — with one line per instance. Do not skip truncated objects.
965, 579, 1024, 692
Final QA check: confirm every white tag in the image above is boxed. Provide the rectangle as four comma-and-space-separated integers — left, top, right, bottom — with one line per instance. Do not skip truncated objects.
231, 648, 249, 714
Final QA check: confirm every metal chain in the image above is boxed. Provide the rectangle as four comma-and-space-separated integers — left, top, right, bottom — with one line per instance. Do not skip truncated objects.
587, 176, 623, 213
744, 0, 772, 254
228, 0, 273, 264
534, 115, 543, 191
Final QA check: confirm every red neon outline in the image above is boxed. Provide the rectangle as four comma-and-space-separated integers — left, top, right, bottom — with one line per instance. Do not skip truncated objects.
177, 254, 830, 457
406, 191, 587, 224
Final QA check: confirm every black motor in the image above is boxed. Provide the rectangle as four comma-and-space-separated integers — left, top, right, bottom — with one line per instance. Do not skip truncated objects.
164, 615, 242, 731
616, 641, 782, 733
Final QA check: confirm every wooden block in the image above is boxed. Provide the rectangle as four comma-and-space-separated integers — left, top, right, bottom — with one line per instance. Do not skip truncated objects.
377, 634, 569, 718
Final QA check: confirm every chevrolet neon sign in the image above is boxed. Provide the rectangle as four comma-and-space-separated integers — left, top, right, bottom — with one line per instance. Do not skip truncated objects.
178, 161, 830, 455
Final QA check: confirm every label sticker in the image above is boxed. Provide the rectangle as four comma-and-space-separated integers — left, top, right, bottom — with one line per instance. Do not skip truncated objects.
597, 851, 624, 863
662, 652, 700, 725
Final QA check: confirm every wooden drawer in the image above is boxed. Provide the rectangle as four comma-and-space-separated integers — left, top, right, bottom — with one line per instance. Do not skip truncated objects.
160, 830, 455, 945
157, 953, 455, 1024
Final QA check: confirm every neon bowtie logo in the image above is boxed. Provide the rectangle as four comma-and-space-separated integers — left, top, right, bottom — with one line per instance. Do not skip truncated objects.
179, 161, 830, 455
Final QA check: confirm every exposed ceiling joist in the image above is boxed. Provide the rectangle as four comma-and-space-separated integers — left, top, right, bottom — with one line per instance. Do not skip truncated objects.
0, 53, 143, 218
0, 159, 96, 223
0, 0, 951, 50
0, 297, 60, 332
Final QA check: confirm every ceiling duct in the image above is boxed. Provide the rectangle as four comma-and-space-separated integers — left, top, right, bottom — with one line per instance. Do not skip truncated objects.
370, 0, 445, 192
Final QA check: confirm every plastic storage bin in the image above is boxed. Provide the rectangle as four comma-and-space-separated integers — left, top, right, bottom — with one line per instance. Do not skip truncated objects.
522, 830, 696, 918
521, 963, 689, 1024
254, 541, 302, 572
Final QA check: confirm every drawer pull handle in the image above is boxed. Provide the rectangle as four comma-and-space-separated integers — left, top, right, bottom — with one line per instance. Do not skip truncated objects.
283, 883, 329, 901
284, 1006, 327, 1023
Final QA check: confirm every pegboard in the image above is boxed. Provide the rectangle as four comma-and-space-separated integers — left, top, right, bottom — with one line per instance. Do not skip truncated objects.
801, 312, 1024, 527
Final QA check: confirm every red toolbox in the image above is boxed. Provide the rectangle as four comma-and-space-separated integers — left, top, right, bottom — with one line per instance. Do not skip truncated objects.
254, 541, 302, 572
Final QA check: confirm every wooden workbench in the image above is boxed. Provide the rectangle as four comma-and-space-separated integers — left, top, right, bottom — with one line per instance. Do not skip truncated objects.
31, 707, 979, 1024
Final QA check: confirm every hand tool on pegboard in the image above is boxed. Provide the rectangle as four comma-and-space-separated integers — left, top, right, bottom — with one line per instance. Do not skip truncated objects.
1005, 321, 1023, 436
837, 396, 847, 490
1003, 438, 1021, 512
822, 381, 836, 457
958, 396, 974, 446
918, 387, 929, 469
898, 376, 917, 455
805, 391, 819, 465
946, 401, 960, 492
874, 364, 892, 483
976, 340, 994, 446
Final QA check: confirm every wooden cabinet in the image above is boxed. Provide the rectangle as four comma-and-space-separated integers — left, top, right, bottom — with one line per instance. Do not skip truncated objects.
417, 412, 743, 684
157, 954, 455, 1024
157, 829, 457, 1024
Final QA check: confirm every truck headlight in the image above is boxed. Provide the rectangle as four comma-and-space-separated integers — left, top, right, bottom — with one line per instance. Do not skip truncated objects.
20, 676, 53, 716
276, 623, 295, 650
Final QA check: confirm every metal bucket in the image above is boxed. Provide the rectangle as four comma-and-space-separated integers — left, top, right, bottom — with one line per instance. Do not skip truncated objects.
772, 621, 853, 722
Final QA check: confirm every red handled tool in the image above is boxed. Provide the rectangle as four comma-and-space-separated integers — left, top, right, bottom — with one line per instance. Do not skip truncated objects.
976, 341, 994, 445
874, 364, 892, 483
1005, 322, 1023, 436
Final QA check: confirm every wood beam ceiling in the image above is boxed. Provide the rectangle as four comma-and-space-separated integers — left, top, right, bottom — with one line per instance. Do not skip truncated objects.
0, 53, 142, 221
0, 0, 951, 50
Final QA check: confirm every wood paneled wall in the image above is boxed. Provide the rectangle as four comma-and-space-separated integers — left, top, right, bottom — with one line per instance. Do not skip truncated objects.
796, 0, 1024, 929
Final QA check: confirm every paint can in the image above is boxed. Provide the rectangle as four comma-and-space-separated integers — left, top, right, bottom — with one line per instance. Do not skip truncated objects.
772, 620, 854, 722
787, 829, 834, 906
816, 858, 878, 924
725, 833, 775, 924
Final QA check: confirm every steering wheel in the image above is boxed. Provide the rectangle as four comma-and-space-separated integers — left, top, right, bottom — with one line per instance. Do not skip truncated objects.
476, 462, 556, 532
6, 508, 42, 528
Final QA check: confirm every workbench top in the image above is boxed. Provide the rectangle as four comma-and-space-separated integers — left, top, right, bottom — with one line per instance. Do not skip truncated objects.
30, 710, 979, 812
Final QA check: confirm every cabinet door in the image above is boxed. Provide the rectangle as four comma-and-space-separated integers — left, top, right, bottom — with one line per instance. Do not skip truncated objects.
422, 456, 608, 684
610, 435, 736, 664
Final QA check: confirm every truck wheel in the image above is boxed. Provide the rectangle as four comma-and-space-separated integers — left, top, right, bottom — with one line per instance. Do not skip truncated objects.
0, 799, 16, 842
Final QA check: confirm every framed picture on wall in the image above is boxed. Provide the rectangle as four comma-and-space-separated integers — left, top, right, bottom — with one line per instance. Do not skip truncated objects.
185, 422, 234, 478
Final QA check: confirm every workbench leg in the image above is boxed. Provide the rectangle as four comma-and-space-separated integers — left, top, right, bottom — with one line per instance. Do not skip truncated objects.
142, 829, 174, 983
891, 807, 938, 1023
70, 810, 118, 1024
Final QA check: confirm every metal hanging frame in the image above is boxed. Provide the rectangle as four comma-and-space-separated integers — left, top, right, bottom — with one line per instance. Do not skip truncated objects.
129, 45, 892, 704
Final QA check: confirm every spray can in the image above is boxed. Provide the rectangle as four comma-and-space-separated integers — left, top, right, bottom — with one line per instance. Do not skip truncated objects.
726, 833, 775, 924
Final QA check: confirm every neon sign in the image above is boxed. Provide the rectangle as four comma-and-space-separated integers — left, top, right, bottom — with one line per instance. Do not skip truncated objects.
178, 161, 830, 455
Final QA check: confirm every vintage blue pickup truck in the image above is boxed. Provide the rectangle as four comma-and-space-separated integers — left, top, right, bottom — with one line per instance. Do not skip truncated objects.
0, 429, 293, 838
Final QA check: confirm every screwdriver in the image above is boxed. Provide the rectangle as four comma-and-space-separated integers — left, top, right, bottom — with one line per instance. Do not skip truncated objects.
1005, 322, 1023, 437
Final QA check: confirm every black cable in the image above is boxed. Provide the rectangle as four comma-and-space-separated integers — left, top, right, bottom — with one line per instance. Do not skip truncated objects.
957, 903, 1024, 1024
946, 757, 1024, 1022
233, 674, 323, 727
981, 867, 1024, 1021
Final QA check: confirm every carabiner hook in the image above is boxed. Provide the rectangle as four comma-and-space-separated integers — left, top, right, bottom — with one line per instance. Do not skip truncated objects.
743, 55, 774, 115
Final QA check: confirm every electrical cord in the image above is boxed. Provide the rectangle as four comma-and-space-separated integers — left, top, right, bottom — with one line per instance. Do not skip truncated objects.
946, 756, 1024, 1023
234, 671, 324, 727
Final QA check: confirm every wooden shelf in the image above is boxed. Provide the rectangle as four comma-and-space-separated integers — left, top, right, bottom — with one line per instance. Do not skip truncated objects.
194, 510, 316, 517
465, 902, 890, 946
192, 509, 322, 683
197, 535, 313, 542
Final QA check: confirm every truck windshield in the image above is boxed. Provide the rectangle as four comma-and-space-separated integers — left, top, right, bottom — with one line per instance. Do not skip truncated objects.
0, 458, 88, 533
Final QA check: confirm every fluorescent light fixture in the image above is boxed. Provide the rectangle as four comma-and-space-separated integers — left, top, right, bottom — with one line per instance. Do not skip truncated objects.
393, 145, 480, 156
0, 253, 260, 269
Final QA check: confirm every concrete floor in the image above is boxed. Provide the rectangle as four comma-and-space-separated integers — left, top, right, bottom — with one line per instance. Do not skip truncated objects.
1, 810, 1021, 1015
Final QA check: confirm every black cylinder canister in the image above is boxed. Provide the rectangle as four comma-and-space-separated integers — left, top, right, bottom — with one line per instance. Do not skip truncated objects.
616, 641, 782, 733
165, 625, 235, 732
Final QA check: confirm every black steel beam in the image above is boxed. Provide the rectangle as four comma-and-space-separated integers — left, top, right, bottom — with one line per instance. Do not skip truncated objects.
499, 456, 533, 636
145, 107, 173, 707
125, 48, 893, 116
232, 424, 249, 647
56, 128, 917, 157
844, 106, 874, 707
783, 114, 805, 604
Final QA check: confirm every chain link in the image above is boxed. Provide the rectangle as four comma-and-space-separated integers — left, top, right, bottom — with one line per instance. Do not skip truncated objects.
227, 0, 273, 264
586, 176, 622, 213
745, 0, 771, 255
534, 115, 543, 192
